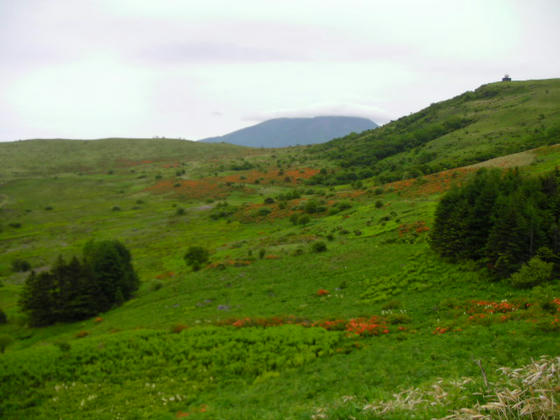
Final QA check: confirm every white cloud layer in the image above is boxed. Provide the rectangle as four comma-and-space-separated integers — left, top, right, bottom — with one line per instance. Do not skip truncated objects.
0, 0, 559, 140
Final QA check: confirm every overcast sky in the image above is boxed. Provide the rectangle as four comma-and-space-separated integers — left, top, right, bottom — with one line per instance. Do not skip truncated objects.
1, 0, 559, 141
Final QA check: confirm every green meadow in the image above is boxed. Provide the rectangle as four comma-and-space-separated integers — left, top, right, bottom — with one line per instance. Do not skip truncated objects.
1, 80, 560, 419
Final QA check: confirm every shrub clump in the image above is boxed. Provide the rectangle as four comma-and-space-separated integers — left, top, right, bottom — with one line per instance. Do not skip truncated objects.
311, 241, 327, 253
510, 256, 553, 289
0, 334, 14, 353
11, 259, 31, 272
184, 246, 210, 271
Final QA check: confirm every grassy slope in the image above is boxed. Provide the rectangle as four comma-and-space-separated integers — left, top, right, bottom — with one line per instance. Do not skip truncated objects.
1, 83, 560, 419
311, 78, 560, 180
0, 138, 256, 178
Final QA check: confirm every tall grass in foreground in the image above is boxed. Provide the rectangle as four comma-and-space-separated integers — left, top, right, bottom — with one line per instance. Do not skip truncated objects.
311, 355, 559, 419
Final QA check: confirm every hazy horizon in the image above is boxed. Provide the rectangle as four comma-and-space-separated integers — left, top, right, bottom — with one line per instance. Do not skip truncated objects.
1, 0, 559, 142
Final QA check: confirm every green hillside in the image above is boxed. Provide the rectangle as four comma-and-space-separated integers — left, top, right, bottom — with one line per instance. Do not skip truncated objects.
309, 78, 560, 184
0, 138, 253, 179
1, 80, 560, 419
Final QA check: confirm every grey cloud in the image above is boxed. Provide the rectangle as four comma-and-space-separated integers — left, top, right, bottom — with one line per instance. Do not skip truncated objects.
139, 41, 307, 64
243, 105, 394, 126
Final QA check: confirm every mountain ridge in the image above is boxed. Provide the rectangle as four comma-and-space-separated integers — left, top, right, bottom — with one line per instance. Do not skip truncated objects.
199, 115, 377, 148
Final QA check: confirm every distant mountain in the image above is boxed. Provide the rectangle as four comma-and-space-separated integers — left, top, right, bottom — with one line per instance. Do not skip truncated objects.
199, 116, 377, 148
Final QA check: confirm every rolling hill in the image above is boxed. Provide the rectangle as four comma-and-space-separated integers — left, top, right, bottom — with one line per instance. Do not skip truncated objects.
307, 78, 560, 184
200, 116, 377, 148
0, 138, 254, 179
1, 79, 560, 419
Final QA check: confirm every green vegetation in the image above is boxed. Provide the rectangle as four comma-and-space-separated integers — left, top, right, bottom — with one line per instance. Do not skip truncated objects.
430, 168, 560, 278
183, 246, 210, 271
308, 79, 560, 184
1, 79, 560, 418
0, 334, 14, 353
10, 259, 30, 273
19, 240, 138, 326
0, 326, 343, 418
510, 256, 554, 289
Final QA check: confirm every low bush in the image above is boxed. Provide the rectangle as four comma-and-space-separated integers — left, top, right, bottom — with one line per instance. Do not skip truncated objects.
257, 208, 271, 217
75, 331, 89, 339
0, 334, 14, 353
312, 241, 327, 253
511, 257, 553, 288
387, 313, 412, 325
184, 246, 210, 271
11, 259, 31, 272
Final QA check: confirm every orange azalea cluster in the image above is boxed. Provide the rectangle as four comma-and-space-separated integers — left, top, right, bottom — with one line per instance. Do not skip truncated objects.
317, 289, 330, 296
433, 326, 448, 334
398, 221, 430, 236
221, 168, 319, 185
224, 316, 293, 328
221, 315, 399, 337
463, 298, 560, 328
463, 300, 522, 326
386, 167, 474, 197
345, 317, 390, 336
176, 405, 207, 418
468, 300, 518, 314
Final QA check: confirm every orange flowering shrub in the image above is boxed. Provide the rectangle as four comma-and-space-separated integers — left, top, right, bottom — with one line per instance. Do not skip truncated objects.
433, 326, 448, 335
346, 317, 389, 336
218, 315, 401, 337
